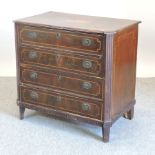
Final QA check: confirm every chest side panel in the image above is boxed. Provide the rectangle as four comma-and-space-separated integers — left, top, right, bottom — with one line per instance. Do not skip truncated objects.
111, 25, 138, 119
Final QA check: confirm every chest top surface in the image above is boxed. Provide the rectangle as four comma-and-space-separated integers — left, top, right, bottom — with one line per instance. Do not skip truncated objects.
15, 11, 140, 33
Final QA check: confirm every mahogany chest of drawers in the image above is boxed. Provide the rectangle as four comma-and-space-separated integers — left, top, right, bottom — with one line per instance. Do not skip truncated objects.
14, 11, 140, 142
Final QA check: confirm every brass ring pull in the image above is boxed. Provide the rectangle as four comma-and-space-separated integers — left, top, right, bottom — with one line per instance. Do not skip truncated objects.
29, 72, 38, 80
30, 91, 38, 100
82, 60, 92, 69
27, 31, 37, 39
82, 38, 92, 46
81, 103, 90, 111
28, 51, 38, 59
82, 81, 92, 90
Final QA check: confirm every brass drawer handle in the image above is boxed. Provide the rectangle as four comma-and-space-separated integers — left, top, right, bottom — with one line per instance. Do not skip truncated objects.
56, 32, 61, 39
30, 91, 38, 100
82, 81, 92, 90
47, 96, 62, 104
29, 72, 38, 80
81, 103, 90, 111
27, 31, 37, 39
82, 60, 92, 69
28, 51, 38, 59
82, 38, 92, 46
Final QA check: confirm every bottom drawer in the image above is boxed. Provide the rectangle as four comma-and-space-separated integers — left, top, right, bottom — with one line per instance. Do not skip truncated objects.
20, 86, 102, 120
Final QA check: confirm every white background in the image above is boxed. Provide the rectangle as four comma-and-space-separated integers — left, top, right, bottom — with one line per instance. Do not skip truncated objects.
0, 0, 155, 77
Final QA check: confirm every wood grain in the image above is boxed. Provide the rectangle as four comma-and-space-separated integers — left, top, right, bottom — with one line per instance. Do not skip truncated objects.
21, 86, 102, 120
111, 25, 138, 119
20, 46, 104, 77
14, 11, 140, 33
18, 25, 105, 54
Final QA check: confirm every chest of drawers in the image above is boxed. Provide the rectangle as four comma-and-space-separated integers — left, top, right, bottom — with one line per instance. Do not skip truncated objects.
14, 11, 140, 142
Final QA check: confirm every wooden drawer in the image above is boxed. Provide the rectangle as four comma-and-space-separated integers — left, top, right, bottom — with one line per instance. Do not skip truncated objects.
18, 25, 105, 54
20, 87, 102, 120
20, 67, 104, 99
20, 47, 104, 76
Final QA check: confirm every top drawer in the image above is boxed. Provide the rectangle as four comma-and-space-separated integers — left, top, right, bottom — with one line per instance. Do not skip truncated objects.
17, 25, 105, 54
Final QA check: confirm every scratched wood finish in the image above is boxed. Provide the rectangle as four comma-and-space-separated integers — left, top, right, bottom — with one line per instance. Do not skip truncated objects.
14, 11, 140, 143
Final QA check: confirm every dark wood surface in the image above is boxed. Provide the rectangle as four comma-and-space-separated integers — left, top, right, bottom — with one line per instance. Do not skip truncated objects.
15, 12, 140, 142
111, 25, 138, 119
15, 11, 140, 33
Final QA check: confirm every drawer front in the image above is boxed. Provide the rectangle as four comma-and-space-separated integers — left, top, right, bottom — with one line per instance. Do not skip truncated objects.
18, 25, 105, 53
20, 68, 103, 99
20, 47, 103, 76
21, 87, 102, 119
